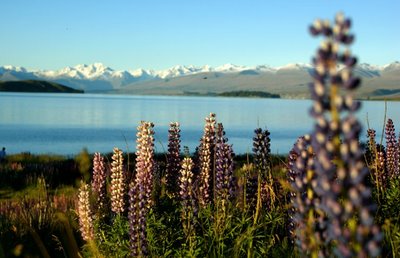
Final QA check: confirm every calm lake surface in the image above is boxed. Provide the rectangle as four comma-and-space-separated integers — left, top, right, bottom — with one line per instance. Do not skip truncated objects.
0, 93, 399, 156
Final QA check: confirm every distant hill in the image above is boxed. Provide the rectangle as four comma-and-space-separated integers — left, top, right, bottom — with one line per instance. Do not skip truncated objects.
0, 80, 84, 93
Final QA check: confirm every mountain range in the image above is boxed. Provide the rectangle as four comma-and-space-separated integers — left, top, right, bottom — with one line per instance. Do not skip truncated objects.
1, 61, 399, 99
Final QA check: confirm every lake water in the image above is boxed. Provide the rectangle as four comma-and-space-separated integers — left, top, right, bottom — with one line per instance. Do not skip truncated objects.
0, 92, 399, 156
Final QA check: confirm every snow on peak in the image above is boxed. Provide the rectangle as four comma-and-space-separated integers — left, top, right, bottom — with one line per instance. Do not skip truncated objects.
358, 63, 381, 71
2, 65, 28, 73
129, 68, 155, 78
155, 65, 212, 78
383, 61, 400, 72
277, 63, 313, 71
215, 63, 247, 72
73, 63, 114, 79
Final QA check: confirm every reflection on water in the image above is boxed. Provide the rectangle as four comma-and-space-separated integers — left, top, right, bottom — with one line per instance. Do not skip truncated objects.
0, 93, 399, 155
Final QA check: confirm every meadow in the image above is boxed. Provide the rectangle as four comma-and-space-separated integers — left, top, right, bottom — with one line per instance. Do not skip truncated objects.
1, 13, 399, 258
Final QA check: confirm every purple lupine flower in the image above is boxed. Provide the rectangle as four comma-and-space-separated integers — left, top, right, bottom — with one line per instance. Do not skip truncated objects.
91, 152, 107, 214
252, 128, 273, 210
129, 121, 155, 256
215, 123, 235, 210
197, 113, 216, 207
367, 129, 387, 191
287, 139, 300, 241
308, 13, 381, 257
110, 147, 126, 215
179, 157, 196, 237
165, 122, 181, 197
245, 172, 258, 209
134, 121, 155, 210
252, 128, 271, 175
288, 135, 327, 256
77, 183, 94, 241
366, 129, 377, 163
128, 181, 148, 257
385, 119, 399, 179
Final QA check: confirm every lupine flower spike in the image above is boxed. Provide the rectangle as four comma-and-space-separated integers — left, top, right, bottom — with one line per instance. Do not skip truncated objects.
166, 122, 181, 197
179, 157, 196, 238
309, 12, 382, 257
252, 128, 274, 211
366, 129, 387, 196
91, 152, 107, 215
77, 183, 94, 241
215, 123, 235, 211
288, 135, 327, 256
110, 147, 126, 215
129, 121, 155, 257
197, 113, 216, 207
385, 118, 399, 179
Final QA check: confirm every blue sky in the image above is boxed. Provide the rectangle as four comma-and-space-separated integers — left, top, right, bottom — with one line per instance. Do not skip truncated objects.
0, 0, 398, 70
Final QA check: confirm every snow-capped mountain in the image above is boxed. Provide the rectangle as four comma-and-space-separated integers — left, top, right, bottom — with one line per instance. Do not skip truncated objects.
37, 63, 115, 80
155, 65, 212, 78
0, 61, 398, 93
382, 61, 400, 73
277, 63, 313, 72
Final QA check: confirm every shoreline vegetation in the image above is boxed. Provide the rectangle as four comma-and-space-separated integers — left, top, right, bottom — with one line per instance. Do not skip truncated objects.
2, 81, 399, 101
0, 80, 84, 93
183, 90, 281, 98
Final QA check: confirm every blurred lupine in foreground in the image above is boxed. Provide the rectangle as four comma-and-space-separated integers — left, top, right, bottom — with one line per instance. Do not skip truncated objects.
215, 123, 235, 210
197, 113, 216, 207
385, 118, 399, 179
166, 122, 181, 197
77, 183, 94, 241
129, 121, 155, 257
305, 12, 381, 257
91, 152, 107, 214
110, 148, 126, 215
179, 157, 196, 239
